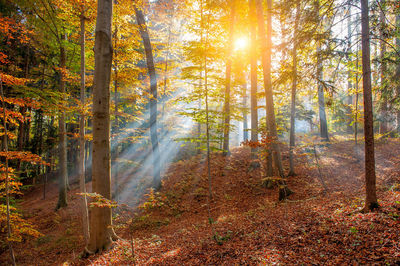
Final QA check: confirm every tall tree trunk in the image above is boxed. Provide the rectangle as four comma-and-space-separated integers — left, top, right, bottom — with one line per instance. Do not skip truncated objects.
79, 8, 89, 246
56, 33, 68, 210
197, 0, 204, 154
396, 14, 400, 131
249, 0, 258, 160
86, 0, 114, 253
135, 5, 161, 190
113, 23, 119, 202
256, 0, 291, 199
242, 72, 249, 142
354, 11, 361, 146
315, 0, 329, 142
162, 11, 174, 122
222, 0, 236, 156
379, 1, 388, 135
288, 1, 300, 176
361, 0, 378, 211
346, 0, 353, 134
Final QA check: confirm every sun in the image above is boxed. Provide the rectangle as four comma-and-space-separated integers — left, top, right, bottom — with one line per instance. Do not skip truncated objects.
234, 36, 249, 51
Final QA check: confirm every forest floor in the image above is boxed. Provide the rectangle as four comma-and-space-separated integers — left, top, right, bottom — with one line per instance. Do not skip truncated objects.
4, 137, 400, 265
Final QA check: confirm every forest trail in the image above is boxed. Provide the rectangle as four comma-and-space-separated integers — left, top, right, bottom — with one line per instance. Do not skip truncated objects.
9, 139, 400, 265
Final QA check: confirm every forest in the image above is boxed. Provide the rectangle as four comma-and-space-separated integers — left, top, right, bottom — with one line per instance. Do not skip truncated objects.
0, 0, 400, 264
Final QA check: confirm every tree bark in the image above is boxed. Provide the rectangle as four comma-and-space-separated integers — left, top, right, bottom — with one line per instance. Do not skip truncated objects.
86, 0, 114, 253
315, 0, 329, 142
354, 11, 361, 146
361, 0, 378, 211
242, 72, 249, 142
135, 4, 161, 190
222, 0, 236, 156
379, 1, 388, 135
288, 1, 300, 176
79, 8, 89, 246
56, 33, 68, 210
256, 0, 285, 177
346, 0, 353, 134
249, 0, 258, 159
113, 23, 119, 202
396, 14, 400, 131
197, 0, 204, 154
256, 0, 291, 199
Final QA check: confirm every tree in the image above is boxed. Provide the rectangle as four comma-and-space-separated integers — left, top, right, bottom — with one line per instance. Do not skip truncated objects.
346, 0, 353, 134
20, 0, 71, 210
0, 77, 16, 265
396, 13, 400, 131
315, 0, 329, 142
56, 32, 68, 210
379, 0, 388, 135
222, 0, 236, 156
134, 2, 161, 190
256, 0, 291, 200
79, 2, 89, 246
249, 0, 258, 160
288, 1, 300, 177
361, 0, 378, 211
86, 0, 114, 254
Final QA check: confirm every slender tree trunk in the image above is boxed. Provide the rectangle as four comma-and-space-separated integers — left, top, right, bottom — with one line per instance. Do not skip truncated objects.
242, 72, 249, 142
197, 0, 204, 154
222, 0, 236, 156
355, 11, 361, 146
86, 0, 114, 253
256, 0, 283, 176
204, 13, 215, 234
315, 0, 329, 142
197, 76, 202, 153
346, 0, 353, 134
396, 14, 400, 131
162, 13, 173, 122
249, 0, 258, 160
256, 0, 291, 199
135, 5, 161, 190
255, 0, 273, 176
0, 78, 16, 265
113, 23, 119, 202
361, 0, 378, 211
379, 1, 388, 135
37, 110, 43, 178
56, 33, 68, 210
288, 1, 300, 176
79, 8, 89, 246
17, 106, 26, 171
355, 44, 359, 146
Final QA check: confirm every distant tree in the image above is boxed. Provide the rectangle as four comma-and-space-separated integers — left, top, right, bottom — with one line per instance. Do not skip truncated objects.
378, 0, 388, 135
134, 2, 161, 189
315, 0, 329, 142
249, 0, 258, 160
346, 0, 353, 134
288, 1, 300, 177
396, 13, 400, 132
222, 0, 236, 156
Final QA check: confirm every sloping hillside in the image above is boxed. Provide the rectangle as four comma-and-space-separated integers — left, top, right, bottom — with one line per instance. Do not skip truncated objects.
7, 139, 400, 265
